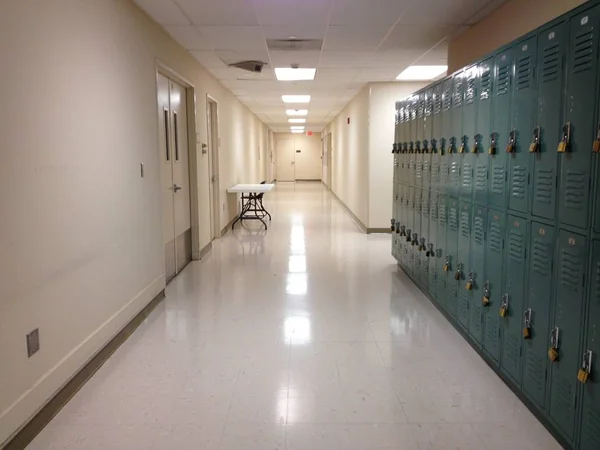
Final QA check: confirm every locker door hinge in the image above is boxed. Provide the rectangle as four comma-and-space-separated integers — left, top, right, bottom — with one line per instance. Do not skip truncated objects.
527, 173, 531, 185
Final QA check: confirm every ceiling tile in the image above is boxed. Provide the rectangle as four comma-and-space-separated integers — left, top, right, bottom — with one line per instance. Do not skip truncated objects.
164, 26, 213, 50
262, 24, 327, 40
215, 49, 270, 65
253, 0, 333, 25
330, 0, 409, 25
198, 26, 267, 50
269, 51, 321, 68
133, 0, 190, 26
176, 0, 258, 26
319, 51, 375, 68
380, 24, 456, 51
323, 25, 392, 51
191, 51, 229, 68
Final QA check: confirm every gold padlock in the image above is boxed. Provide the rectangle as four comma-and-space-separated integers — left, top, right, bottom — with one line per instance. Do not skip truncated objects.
578, 369, 590, 384
459, 144, 465, 154
523, 327, 531, 339
557, 141, 568, 153
593, 140, 600, 153
488, 145, 496, 155
465, 281, 473, 291
482, 295, 490, 306
506, 143, 515, 153
454, 271, 461, 281
548, 348, 559, 362
499, 306, 507, 318
529, 142, 539, 153
443, 263, 449, 272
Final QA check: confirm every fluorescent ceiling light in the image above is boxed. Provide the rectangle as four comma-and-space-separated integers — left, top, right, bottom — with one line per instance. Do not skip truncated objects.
288, 118, 306, 124
282, 95, 311, 103
396, 65, 448, 81
291, 129, 304, 134
290, 126, 305, 130
275, 68, 316, 81
286, 109, 308, 116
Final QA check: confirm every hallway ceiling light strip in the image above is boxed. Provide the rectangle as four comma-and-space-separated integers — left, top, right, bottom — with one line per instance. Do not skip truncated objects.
288, 118, 306, 123
275, 68, 316, 81
282, 95, 311, 103
286, 109, 308, 116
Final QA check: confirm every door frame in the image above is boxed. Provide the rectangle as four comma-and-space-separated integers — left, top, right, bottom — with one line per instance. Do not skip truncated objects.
276, 138, 296, 182
155, 62, 201, 262
207, 95, 221, 239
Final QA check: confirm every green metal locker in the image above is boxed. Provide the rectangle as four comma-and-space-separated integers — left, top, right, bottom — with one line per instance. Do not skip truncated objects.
532, 20, 566, 221
475, 58, 493, 206
420, 189, 431, 286
501, 215, 528, 386
416, 92, 424, 186
437, 195, 449, 310
523, 222, 555, 410
469, 206, 487, 346
461, 65, 477, 202
413, 188, 423, 277
423, 88, 433, 191
579, 239, 600, 450
483, 210, 506, 364
558, 6, 600, 230
441, 78, 453, 194
406, 185, 415, 273
457, 202, 472, 330
450, 71, 464, 198
400, 100, 409, 183
489, 47, 513, 209
429, 193, 439, 301
398, 184, 407, 268
446, 198, 460, 318
431, 82, 443, 193
509, 35, 537, 214
549, 230, 588, 443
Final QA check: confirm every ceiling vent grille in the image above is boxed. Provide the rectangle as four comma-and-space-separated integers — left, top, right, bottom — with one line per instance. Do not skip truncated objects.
266, 39, 323, 51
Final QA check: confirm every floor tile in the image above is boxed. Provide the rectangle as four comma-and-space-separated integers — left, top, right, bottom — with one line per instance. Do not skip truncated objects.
410, 423, 487, 450
219, 423, 285, 450
285, 424, 344, 450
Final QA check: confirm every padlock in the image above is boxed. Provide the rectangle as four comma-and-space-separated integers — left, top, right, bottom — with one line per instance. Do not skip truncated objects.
557, 141, 568, 153
549, 327, 560, 362
466, 281, 473, 290
471, 135, 479, 154
499, 306, 507, 318
454, 270, 461, 281
593, 123, 600, 153
557, 123, 571, 153
390, 219, 396, 232
459, 138, 466, 154
499, 294, 508, 317
578, 350, 593, 384
523, 327, 531, 339
489, 133, 497, 155
523, 309, 532, 339
578, 369, 589, 384
529, 127, 540, 153
529, 142, 539, 153
506, 130, 516, 153
548, 348, 559, 362
443, 261, 450, 272
482, 295, 490, 306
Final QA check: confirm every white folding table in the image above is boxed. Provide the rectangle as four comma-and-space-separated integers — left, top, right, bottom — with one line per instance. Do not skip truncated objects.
227, 184, 274, 229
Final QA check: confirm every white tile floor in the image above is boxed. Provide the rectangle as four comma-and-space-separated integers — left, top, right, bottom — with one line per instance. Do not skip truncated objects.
28, 182, 562, 450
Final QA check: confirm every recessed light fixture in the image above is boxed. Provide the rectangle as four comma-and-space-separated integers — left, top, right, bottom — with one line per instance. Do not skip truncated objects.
291, 129, 305, 134
286, 109, 308, 116
396, 65, 448, 81
290, 126, 305, 130
289, 118, 306, 124
275, 68, 317, 81
282, 95, 311, 103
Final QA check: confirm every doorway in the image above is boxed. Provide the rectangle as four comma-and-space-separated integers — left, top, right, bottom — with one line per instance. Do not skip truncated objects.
207, 97, 220, 239
327, 132, 332, 189
158, 73, 192, 283
277, 139, 295, 181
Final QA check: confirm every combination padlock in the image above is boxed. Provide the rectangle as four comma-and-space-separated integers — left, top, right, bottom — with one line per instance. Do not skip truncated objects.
390, 219, 396, 232
400, 225, 406, 237
578, 350, 593, 384
412, 233, 418, 246
426, 243, 434, 257
418, 238, 426, 252
405, 229, 412, 242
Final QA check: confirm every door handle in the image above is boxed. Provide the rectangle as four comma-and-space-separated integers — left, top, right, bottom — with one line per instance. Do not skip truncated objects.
211, 175, 216, 183
173, 184, 182, 192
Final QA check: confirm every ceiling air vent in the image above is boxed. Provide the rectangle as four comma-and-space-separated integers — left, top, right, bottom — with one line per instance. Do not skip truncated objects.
266, 39, 323, 51
228, 61, 266, 73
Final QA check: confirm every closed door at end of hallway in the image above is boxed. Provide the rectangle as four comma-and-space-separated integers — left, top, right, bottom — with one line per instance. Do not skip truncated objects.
277, 139, 295, 181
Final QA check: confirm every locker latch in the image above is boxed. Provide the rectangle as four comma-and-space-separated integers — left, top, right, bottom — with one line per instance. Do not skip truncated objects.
472, 134, 481, 154
423, 140, 429, 153
426, 243, 434, 257
395, 223, 401, 234
400, 225, 406, 237
499, 293, 509, 317
418, 237, 426, 251
454, 264, 462, 281
523, 308, 532, 339
506, 130, 517, 153
415, 141, 422, 154
488, 133, 497, 155
409, 142, 414, 153
548, 326, 560, 362
443, 258, 450, 272
448, 137, 456, 154
405, 228, 412, 242
392, 143, 397, 154
482, 281, 491, 306
529, 127, 541, 153
390, 219, 396, 232
578, 350, 593, 384
557, 123, 571, 153
439, 138, 446, 155
412, 233, 418, 246
593, 123, 600, 153
465, 272, 474, 290
431, 139, 438, 154
459, 136, 467, 154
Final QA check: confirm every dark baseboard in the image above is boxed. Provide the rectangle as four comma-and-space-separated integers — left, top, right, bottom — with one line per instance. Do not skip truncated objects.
2, 290, 166, 450
367, 228, 392, 234
295, 179, 322, 182
329, 190, 367, 233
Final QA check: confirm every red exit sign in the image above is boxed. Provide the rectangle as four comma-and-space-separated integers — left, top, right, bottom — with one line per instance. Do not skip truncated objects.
307, 131, 313, 136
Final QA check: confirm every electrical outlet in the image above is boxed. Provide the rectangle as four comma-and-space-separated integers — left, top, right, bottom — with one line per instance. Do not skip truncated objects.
27, 328, 40, 358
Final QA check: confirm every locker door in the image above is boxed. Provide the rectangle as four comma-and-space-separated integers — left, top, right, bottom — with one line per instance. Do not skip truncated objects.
523, 222, 555, 410
429, 193, 439, 301
406, 186, 415, 272
475, 58, 493, 206
580, 239, 600, 450
431, 82, 443, 193
398, 101, 406, 182
489, 48, 513, 209
446, 198, 460, 318
549, 230, 588, 442
559, 7, 600, 230
414, 188, 423, 277
450, 71, 464, 198
420, 190, 431, 286
461, 65, 477, 202
533, 21, 566, 220
509, 36, 537, 214
398, 184, 407, 268
457, 202, 472, 330
416, 92, 424, 187
392, 182, 398, 239
501, 215, 528, 385
437, 195, 449, 310
423, 88, 433, 191
469, 206, 487, 346
484, 210, 506, 364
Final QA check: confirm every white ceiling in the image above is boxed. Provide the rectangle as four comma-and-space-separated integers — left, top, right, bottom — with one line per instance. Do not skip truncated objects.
134, 0, 506, 132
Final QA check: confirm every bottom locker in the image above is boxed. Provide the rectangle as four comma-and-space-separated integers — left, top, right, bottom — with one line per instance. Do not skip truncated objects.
456, 202, 472, 330
446, 198, 460, 318
437, 195, 449, 310
428, 193, 439, 302
419, 190, 431, 288
469, 206, 486, 347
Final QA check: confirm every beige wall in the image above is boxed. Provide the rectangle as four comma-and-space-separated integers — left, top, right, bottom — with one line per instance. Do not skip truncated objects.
0, 0, 269, 445
323, 87, 370, 227
448, 0, 587, 72
275, 133, 323, 181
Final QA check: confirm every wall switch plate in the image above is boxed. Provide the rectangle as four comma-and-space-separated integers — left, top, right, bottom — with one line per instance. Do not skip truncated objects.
27, 328, 40, 358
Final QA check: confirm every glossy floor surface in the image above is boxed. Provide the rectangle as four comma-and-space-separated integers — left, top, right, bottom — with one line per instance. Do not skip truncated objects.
28, 183, 561, 450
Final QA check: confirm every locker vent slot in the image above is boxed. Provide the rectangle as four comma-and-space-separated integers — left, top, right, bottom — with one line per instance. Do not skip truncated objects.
423, 160, 431, 179
559, 248, 583, 292
533, 168, 554, 204
474, 216, 484, 244
511, 166, 527, 199
462, 163, 473, 191
460, 211, 470, 238
458, 291, 469, 319
525, 353, 545, 394
532, 239, 551, 276
432, 160, 441, 184
489, 222, 502, 253
564, 170, 586, 212
480, 67, 491, 100
465, 74, 476, 104
450, 161, 461, 186
425, 95, 433, 116
475, 164, 487, 193
542, 43, 560, 83
496, 65, 510, 95
516, 56, 532, 90
439, 205, 447, 227
573, 30, 594, 74
423, 198, 430, 218
449, 207, 459, 231
582, 405, 600, 448
431, 200, 439, 221
416, 162, 423, 181
440, 162, 450, 185
453, 80, 463, 107
508, 230, 524, 262
491, 165, 506, 195
418, 99, 425, 118
434, 94, 442, 115
443, 88, 452, 111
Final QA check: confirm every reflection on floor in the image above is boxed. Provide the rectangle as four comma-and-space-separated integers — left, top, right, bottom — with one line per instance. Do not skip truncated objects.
28, 182, 560, 450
